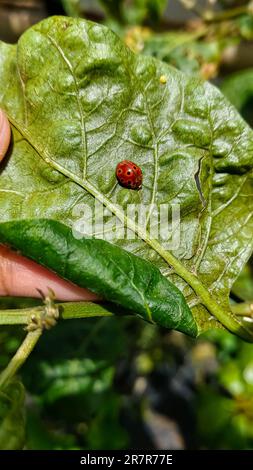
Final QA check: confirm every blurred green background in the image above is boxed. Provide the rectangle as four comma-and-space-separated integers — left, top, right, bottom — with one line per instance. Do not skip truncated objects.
0, 0, 253, 450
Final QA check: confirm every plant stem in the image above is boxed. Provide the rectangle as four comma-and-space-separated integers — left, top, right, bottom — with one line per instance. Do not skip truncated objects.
0, 329, 42, 389
231, 302, 253, 316
0, 307, 37, 325
178, 0, 248, 23
60, 301, 116, 319
0, 301, 117, 326
203, 5, 249, 23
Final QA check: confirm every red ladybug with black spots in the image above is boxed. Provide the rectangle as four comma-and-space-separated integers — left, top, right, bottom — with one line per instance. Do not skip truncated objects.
116, 160, 142, 190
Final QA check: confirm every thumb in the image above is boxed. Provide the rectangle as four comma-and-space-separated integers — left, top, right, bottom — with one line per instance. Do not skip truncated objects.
0, 109, 11, 162
0, 245, 99, 301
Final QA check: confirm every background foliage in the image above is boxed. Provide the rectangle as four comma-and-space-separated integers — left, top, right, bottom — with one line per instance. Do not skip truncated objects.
0, 0, 253, 449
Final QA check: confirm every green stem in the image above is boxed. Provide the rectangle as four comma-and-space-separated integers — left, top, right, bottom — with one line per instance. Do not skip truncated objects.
203, 5, 249, 23
60, 301, 116, 319
0, 329, 42, 389
0, 307, 37, 325
7, 116, 253, 342
0, 301, 116, 325
231, 302, 253, 316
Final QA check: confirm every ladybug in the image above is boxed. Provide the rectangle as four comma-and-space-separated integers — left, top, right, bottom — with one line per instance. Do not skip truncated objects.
116, 160, 142, 190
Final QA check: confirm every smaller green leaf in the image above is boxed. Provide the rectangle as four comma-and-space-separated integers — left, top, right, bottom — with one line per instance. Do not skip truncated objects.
142, 31, 199, 59
237, 14, 253, 40
100, 0, 168, 25
0, 219, 198, 337
221, 68, 253, 112
197, 388, 252, 450
232, 262, 253, 301
39, 358, 113, 404
87, 394, 128, 449
0, 378, 26, 450
61, 0, 82, 17
142, 32, 222, 75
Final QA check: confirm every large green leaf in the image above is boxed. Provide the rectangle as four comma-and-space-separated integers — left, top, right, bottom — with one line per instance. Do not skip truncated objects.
0, 16, 252, 340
